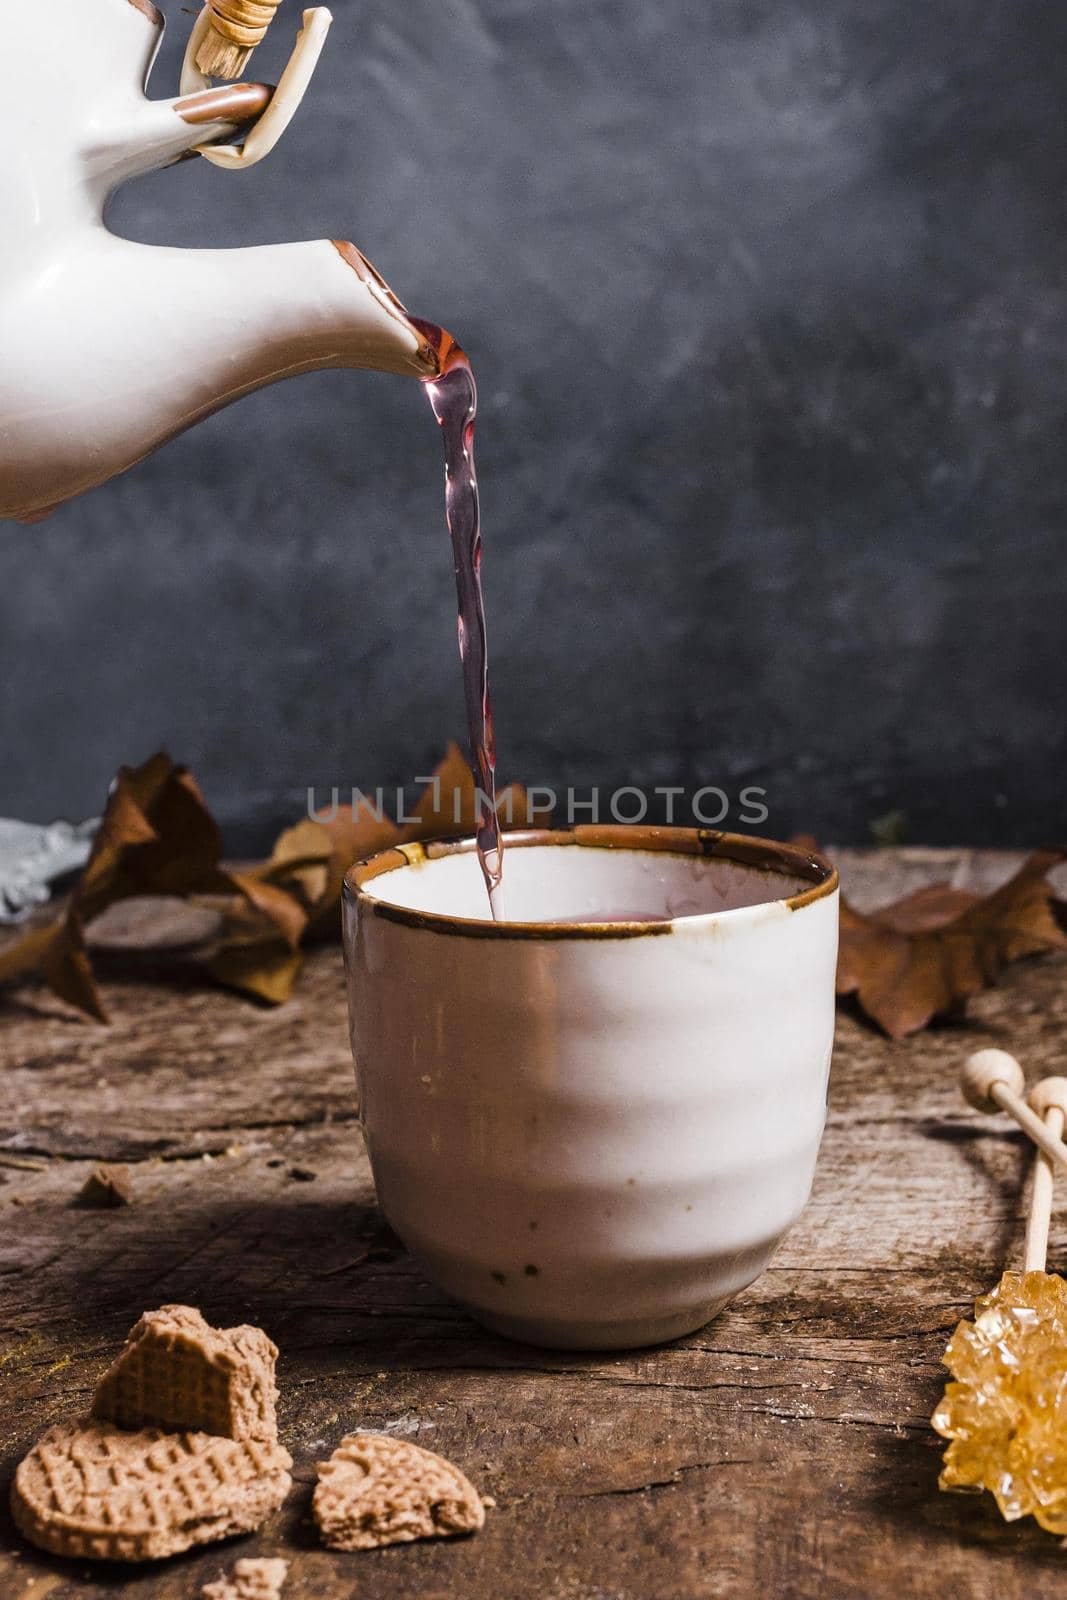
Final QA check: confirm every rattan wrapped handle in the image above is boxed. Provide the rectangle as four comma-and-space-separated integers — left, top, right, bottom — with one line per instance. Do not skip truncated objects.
195, 0, 287, 80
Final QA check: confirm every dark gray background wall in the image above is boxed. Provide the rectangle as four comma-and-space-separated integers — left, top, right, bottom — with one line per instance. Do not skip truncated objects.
3, 0, 1064, 848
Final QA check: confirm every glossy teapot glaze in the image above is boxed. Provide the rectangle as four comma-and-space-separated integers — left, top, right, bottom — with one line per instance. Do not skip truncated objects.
0, 0, 435, 522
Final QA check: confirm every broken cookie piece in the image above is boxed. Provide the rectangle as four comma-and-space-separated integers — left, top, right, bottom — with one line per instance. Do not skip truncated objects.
313, 1432, 486, 1551
201, 1556, 289, 1600
11, 1420, 292, 1562
91, 1303, 279, 1441
77, 1163, 132, 1208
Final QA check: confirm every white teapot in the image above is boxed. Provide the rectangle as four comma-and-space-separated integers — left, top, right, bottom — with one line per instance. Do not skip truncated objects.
0, 0, 438, 523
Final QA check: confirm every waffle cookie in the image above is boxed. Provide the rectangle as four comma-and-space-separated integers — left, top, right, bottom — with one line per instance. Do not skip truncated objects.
11, 1420, 292, 1563
202, 1556, 289, 1599
312, 1432, 485, 1551
91, 1304, 279, 1441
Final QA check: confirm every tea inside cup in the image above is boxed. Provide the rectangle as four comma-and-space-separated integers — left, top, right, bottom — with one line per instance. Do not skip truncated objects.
348, 825, 832, 928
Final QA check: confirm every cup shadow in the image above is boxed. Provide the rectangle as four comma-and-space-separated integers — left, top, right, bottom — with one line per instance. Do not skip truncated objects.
27, 1193, 610, 1379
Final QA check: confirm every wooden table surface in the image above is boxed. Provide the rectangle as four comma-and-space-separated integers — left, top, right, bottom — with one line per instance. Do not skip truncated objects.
2, 848, 1067, 1600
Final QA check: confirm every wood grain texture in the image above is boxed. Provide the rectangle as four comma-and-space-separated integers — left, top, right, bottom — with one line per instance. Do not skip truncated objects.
2, 850, 1067, 1598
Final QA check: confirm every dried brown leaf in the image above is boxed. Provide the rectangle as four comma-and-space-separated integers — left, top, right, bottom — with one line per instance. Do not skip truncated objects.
837, 848, 1067, 1038
0, 746, 530, 1019
204, 940, 305, 1005
399, 742, 530, 840
295, 799, 403, 942
227, 872, 307, 952
0, 915, 107, 1022
0, 922, 60, 990
0, 753, 307, 1021
294, 745, 529, 940
42, 919, 108, 1024
869, 884, 979, 933
256, 818, 333, 905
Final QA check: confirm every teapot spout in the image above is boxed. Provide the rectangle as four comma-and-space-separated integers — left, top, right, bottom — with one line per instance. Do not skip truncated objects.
0, 236, 438, 521
328, 241, 438, 378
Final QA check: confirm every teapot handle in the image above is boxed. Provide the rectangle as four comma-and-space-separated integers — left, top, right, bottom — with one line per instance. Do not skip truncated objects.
180, 5, 332, 170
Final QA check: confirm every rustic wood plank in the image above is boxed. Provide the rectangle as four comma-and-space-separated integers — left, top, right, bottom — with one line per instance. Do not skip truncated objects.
2, 850, 1067, 1597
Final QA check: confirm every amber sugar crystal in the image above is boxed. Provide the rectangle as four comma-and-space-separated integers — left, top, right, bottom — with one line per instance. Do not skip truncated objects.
932, 1270, 1067, 1533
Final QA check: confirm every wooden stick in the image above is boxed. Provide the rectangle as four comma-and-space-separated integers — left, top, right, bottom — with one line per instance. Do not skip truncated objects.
1023, 1079, 1067, 1273
960, 1051, 1067, 1173
991, 1084, 1067, 1171
195, 0, 287, 81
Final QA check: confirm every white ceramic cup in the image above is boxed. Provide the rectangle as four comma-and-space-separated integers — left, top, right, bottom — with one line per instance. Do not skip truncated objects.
343, 827, 838, 1350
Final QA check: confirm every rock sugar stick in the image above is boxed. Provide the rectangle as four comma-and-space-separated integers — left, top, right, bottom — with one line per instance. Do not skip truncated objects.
933, 1072, 1067, 1533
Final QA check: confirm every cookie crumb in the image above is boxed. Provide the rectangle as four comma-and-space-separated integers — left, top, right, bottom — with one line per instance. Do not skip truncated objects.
202, 1556, 289, 1600
77, 1164, 132, 1208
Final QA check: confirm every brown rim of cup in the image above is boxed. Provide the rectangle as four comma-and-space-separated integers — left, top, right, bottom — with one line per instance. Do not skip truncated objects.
342, 827, 839, 941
